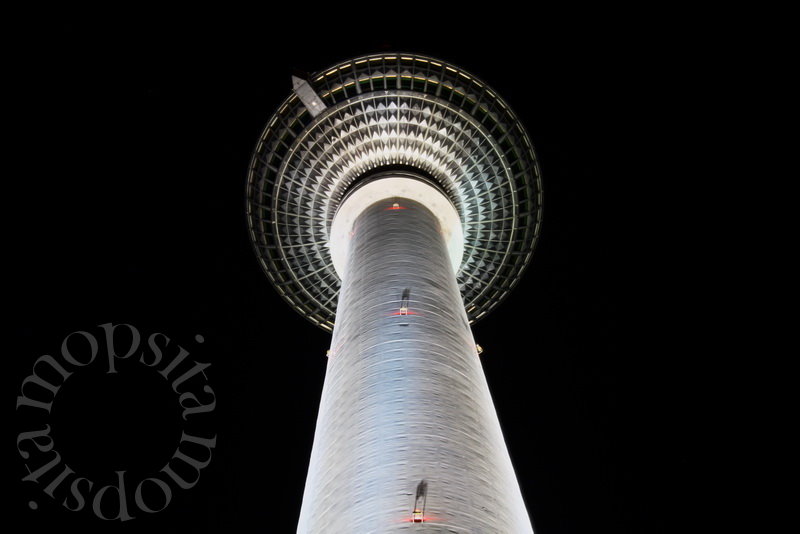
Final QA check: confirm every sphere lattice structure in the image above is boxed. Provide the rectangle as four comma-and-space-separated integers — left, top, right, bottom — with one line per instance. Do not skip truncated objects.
246, 53, 542, 332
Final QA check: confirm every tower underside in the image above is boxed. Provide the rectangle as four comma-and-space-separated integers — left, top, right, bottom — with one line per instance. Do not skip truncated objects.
246, 54, 542, 332
297, 191, 533, 533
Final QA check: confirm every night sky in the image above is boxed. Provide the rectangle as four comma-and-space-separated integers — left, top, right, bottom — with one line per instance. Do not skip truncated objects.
11, 13, 704, 534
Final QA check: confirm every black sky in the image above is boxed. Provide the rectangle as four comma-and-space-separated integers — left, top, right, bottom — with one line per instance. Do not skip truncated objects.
10, 13, 706, 534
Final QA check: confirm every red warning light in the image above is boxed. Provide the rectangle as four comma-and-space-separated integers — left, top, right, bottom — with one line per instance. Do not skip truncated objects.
389, 308, 419, 316
385, 202, 407, 210
400, 514, 440, 523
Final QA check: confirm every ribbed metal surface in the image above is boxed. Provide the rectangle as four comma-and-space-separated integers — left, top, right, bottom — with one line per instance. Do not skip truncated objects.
297, 195, 533, 533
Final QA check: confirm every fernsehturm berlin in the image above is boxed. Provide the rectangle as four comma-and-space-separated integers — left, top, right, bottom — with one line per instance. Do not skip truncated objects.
246, 53, 542, 533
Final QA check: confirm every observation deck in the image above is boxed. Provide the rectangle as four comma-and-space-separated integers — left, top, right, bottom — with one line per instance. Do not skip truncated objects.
246, 53, 543, 331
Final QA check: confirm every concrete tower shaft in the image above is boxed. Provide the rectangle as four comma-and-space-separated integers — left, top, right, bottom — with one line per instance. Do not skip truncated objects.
297, 188, 533, 532
247, 54, 544, 532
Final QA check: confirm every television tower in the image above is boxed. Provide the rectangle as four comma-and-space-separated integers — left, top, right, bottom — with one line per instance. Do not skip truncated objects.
247, 53, 542, 532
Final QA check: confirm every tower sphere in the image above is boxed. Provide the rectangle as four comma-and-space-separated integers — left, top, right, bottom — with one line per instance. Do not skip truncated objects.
246, 53, 543, 331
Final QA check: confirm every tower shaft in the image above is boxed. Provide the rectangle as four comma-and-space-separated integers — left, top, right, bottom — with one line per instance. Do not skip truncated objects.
297, 195, 533, 532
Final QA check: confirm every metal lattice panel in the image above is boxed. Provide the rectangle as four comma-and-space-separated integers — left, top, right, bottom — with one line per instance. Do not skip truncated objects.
247, 53, 542, 331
